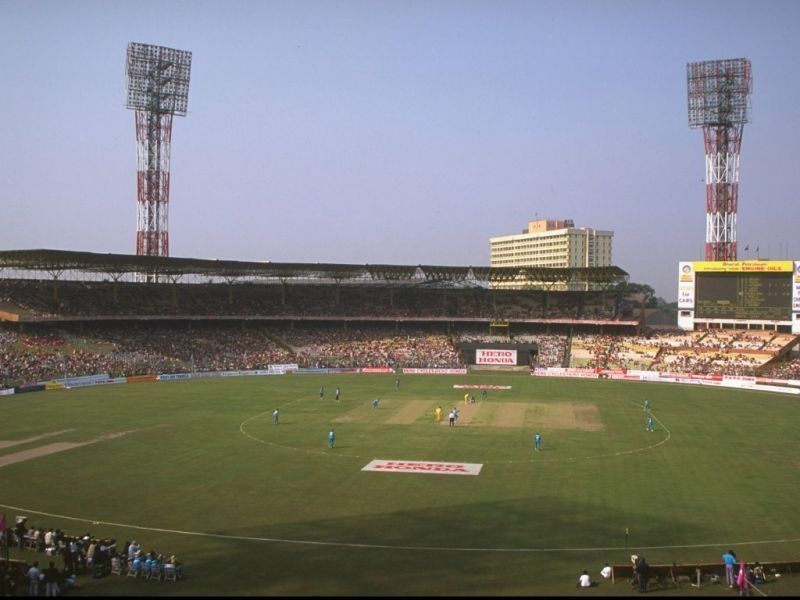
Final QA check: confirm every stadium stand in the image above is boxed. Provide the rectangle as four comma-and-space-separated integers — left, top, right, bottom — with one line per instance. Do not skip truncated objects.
1, 250, 798, 388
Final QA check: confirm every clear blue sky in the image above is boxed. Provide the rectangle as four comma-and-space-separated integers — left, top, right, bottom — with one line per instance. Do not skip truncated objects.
2, 0, 799, 301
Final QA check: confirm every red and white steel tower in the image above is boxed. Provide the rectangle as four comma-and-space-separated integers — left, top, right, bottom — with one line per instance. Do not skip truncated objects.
687, 58, 752, 261
125, 42, 192, 258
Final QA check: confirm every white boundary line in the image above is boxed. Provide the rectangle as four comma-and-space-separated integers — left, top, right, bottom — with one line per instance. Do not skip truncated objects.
0, 500, 799, 553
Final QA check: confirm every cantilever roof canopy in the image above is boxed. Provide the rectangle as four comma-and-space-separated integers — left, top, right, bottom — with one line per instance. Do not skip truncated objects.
0, 249, 629, 288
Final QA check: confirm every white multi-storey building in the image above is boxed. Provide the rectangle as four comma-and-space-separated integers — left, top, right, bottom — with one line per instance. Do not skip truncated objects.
489, 219, 614, 289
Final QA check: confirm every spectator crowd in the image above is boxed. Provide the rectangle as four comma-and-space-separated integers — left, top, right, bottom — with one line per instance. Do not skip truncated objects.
0, 516, 182, 595
2, 321, 798, 390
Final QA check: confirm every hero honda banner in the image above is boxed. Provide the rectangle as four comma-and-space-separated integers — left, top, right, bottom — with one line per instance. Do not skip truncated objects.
475, 349, 517, 365
362, 459, 483, 476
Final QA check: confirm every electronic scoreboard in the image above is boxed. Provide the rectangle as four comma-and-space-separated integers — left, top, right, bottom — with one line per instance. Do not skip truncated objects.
678, 261, 800, 333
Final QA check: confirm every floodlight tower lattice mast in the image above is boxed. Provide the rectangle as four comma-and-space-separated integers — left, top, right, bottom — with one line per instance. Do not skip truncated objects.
687, 58, 752, 261
125, 42, 192, 258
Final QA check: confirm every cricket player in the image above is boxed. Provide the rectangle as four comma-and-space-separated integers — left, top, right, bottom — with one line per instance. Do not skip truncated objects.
464, 393, 470, 405
372, 398, 380, 409
435, 406, 443, 422
533, 432, 542, 452
395, 378, 400, 390
481, 389, 487, 401
328, 428, 336, 448
273, 408, 279, 425
644, 399, 650, 412
319, 386, 325, 399
335, 387, 341, 401
646, 415, 655, 432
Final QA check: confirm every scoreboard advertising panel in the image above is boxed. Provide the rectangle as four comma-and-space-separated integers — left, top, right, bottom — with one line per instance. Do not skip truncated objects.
677, 261, 800, 333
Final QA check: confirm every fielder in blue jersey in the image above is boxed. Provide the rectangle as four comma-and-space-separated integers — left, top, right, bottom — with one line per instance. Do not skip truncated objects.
328, 428, 336, 448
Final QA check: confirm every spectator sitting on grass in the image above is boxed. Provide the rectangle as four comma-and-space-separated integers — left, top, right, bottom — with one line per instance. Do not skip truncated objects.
577, 570, 592, 588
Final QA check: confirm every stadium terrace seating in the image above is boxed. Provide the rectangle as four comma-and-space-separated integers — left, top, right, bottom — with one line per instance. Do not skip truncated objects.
0, 279, 632, 322
3, 322, 797, 390
2, 274, 798, 388
568, 329, 799, 376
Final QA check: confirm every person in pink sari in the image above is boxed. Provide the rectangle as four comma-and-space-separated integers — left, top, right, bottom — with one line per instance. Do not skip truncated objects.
736, 560, 750, 597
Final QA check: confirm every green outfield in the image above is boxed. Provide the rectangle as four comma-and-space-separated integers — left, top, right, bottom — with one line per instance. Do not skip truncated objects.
1, 372, 799, 596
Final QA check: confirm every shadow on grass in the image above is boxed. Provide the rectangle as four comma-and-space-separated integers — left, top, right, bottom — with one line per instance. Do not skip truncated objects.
22, 494, 783, 597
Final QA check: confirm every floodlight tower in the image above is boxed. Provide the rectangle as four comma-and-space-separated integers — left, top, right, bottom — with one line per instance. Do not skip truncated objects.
125, 42, 192, 258
687, 58, 752, 261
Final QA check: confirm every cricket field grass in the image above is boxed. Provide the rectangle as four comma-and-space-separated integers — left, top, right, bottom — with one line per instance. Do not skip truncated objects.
1, 371, 799, 596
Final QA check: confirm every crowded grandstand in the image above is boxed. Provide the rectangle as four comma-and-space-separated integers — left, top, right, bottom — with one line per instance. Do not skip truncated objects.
1, 249, 799, 390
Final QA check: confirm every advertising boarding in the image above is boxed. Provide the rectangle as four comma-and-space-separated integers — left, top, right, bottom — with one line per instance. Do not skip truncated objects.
475, 349, 517, 365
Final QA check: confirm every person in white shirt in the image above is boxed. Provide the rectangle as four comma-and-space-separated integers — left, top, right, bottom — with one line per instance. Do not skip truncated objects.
128, 540, 140, 561
601, 563, 612, 579
578, 570, 592, 588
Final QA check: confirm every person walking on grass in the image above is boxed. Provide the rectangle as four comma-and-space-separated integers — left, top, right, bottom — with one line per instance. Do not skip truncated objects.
273, 408, 279, 425
644, 399, 650, 412
723, 550, 738, 588
646, 415, 655, 432
533, 432, 542, 452
328, 428, 336, 449
335, 387, 341, 401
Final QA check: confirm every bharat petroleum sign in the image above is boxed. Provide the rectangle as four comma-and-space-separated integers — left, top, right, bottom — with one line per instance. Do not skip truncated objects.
475, 349, 517, 365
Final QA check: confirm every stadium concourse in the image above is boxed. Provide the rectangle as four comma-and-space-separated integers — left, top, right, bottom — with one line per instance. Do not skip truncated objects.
0, 249, 798, 389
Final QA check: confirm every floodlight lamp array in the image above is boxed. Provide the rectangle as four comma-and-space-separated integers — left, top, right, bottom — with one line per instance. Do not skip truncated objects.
126, 42, 192, 116
687, 58, 752, 128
